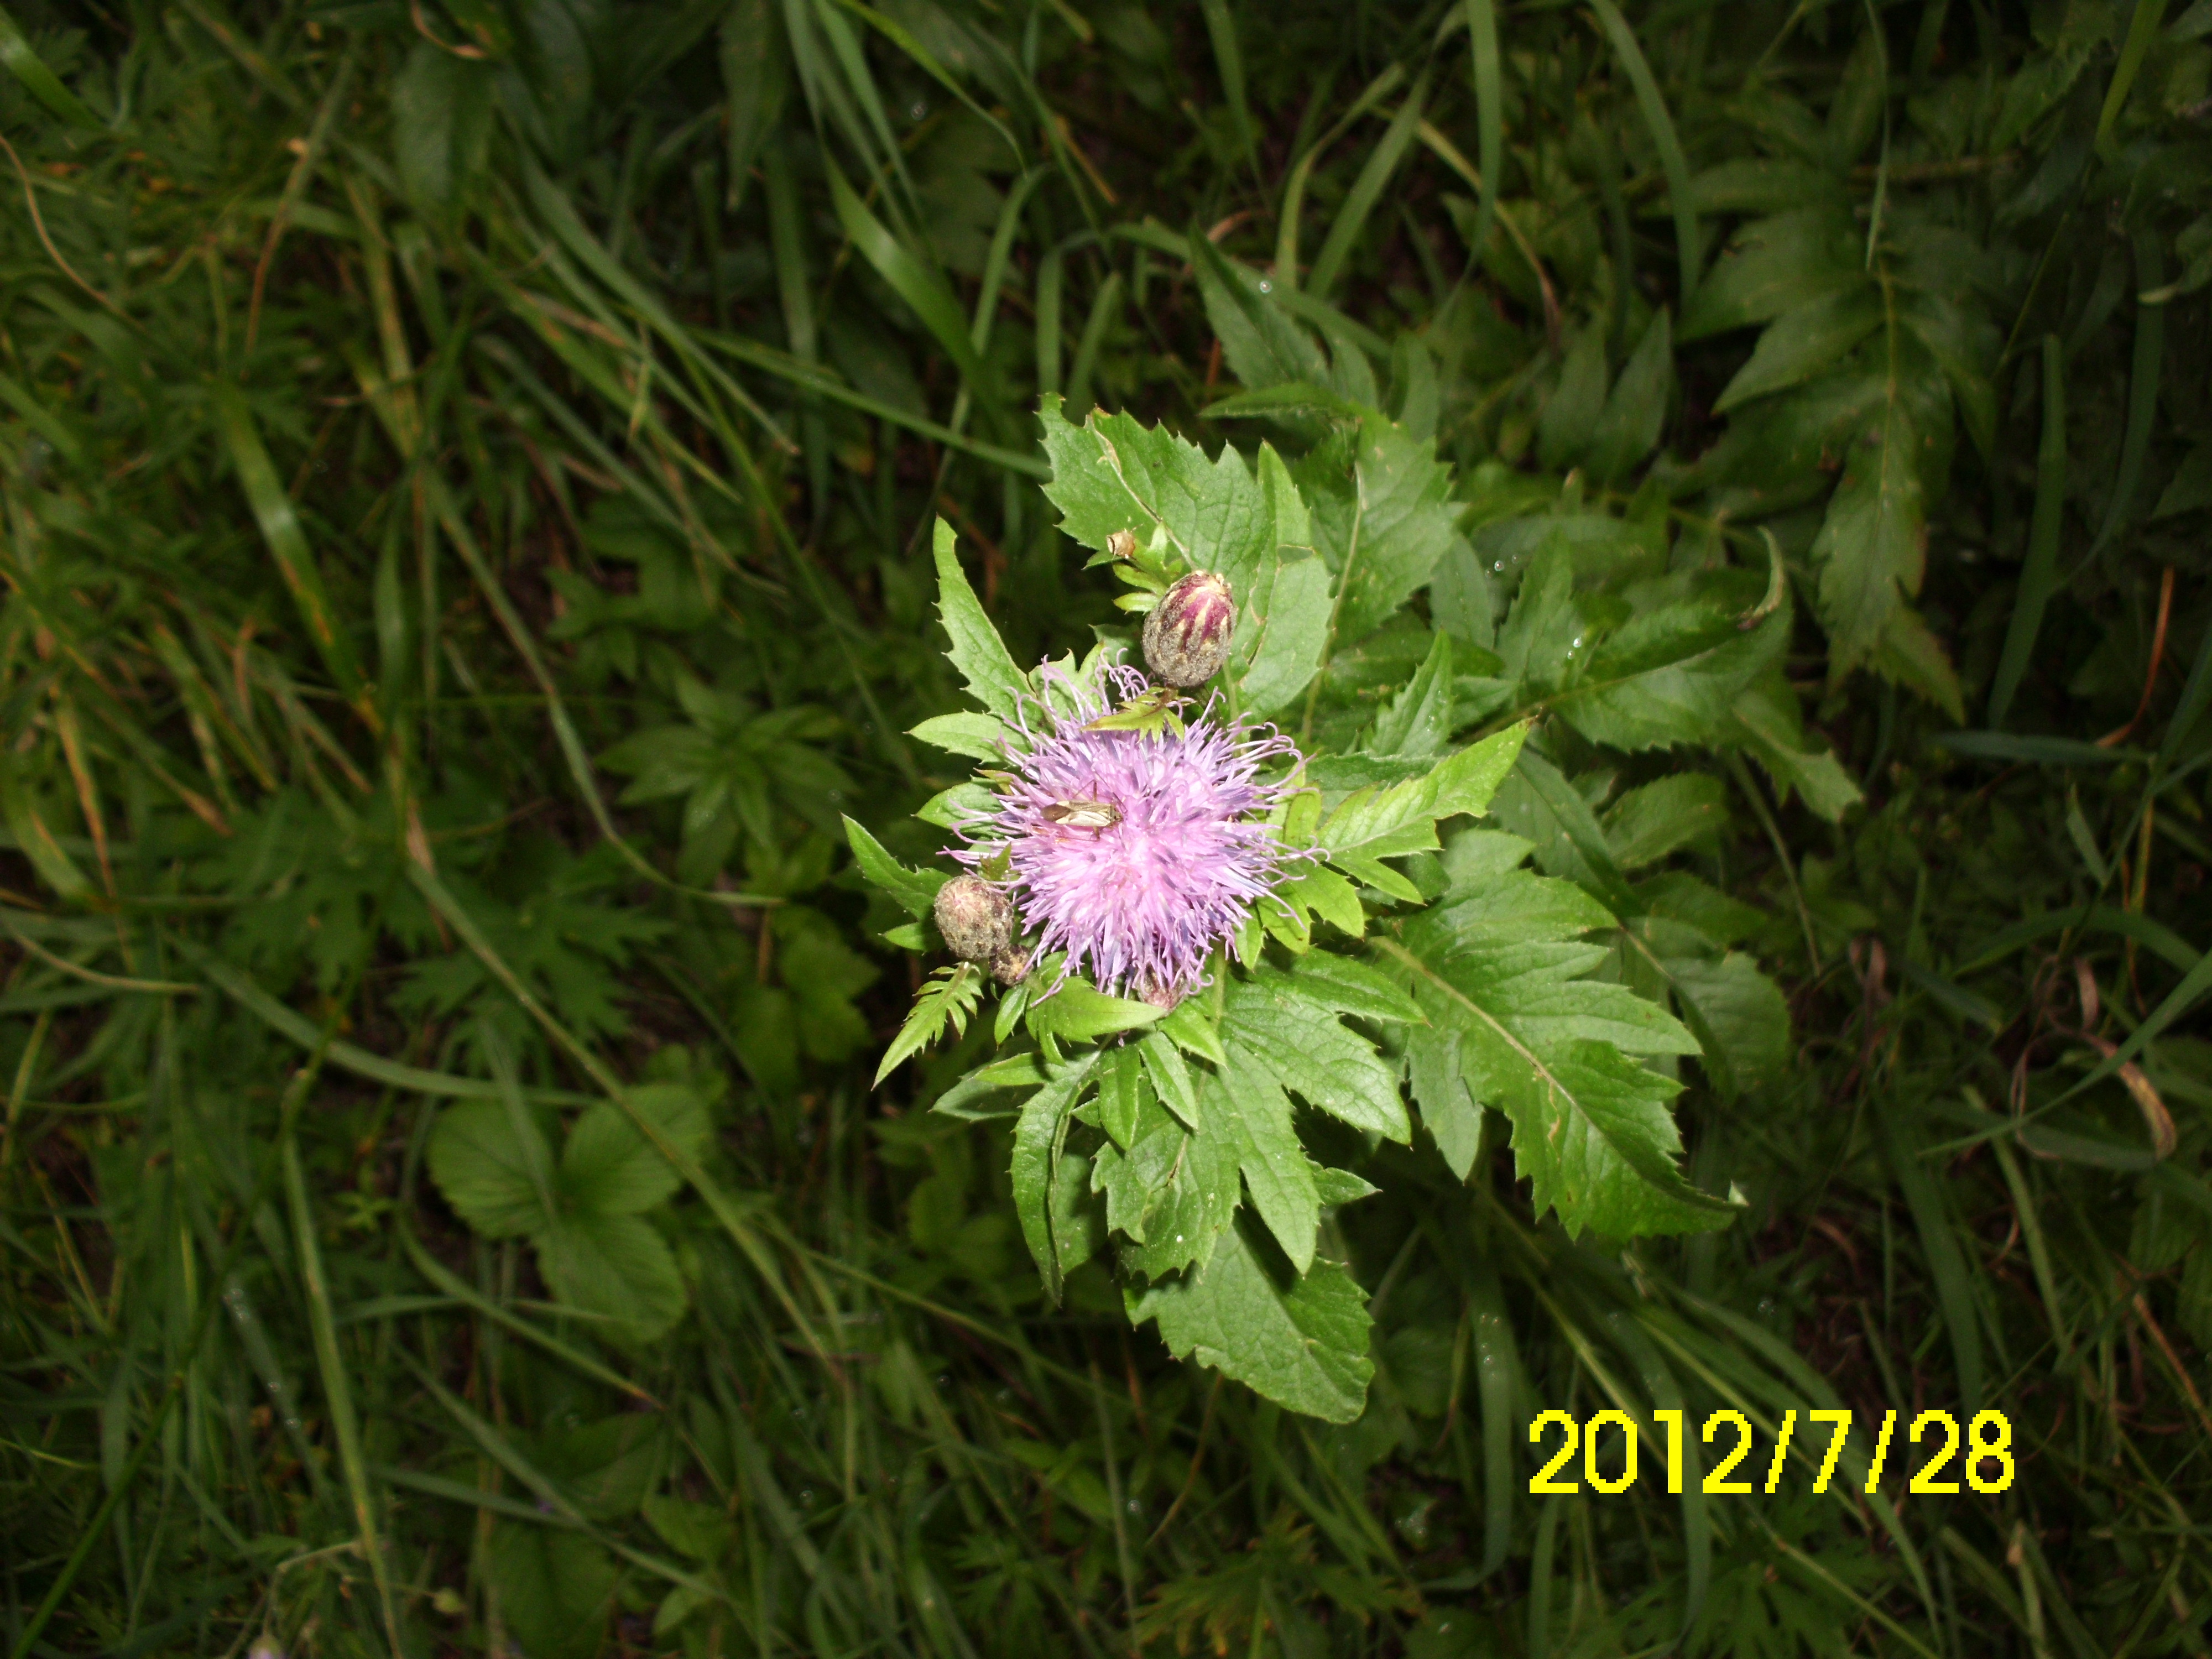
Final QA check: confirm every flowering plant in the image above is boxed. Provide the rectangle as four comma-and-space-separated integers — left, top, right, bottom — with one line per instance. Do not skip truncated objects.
847, 399, 1788, 1421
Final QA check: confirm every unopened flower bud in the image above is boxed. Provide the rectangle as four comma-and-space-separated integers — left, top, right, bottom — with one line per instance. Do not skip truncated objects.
1134, 973, 1181, 1011
1106, 529, 1138, 560
935, 875, 1014, 964
1142, 570, 1235, 688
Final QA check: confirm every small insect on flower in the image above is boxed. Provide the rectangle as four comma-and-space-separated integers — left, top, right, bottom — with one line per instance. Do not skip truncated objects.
1041, 797, 1122, 831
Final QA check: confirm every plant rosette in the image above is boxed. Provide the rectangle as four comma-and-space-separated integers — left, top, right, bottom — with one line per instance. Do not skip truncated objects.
844, 401, 1746, 1423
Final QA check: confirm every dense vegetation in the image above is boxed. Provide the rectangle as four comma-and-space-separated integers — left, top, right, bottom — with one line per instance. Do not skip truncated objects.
1, 0, 2209, 1653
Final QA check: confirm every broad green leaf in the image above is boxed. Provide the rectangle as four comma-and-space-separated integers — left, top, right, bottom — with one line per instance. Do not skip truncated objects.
1160, 989, 1229, 1066
1661, 952, 1792, 1100
1192, 234, 1334, 397
1678, 208, 1864, 341
534, 1209, 690, 1343
932, 1051, 1049, 1119
916, 780, 998, 830
393, 40, 496, 220
932, 519, 1029, 720
1037, 396, 1274, 585
1538, 327, 1609, 472
429, 1100, 554, 1239
1714, 286, 1883, 413
1548, 586, 1788, 752
1212, 1050, 1321, 1272
1406, 1022, 1484, 1178
1391, 865, 1731, 1238
1724, 674, 1862, 822
1128, 1217, 1374, 1423
1279, 864, 1366, 938
1223, 969, 1411, 1140
489, 1526, 618, 1659
842, 816, 949, 919
1319, 723, 1531, 891
1011, 1052, 1103, 1303
1235, 555, 1334, 719
1603, 775, 1728, 869
1303, 413, 1465, 645
1105, 1095, 1241, 1277
1488, 749, 1634, 910
1097, 1045, 1145, 1150
560, 1084, 711, 1218
1284, 951, 1422, 1023
1138, 1031, 1199, 1129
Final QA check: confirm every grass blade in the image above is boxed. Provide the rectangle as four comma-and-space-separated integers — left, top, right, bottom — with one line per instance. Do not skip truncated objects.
1588, 0, 1702, 304
1987, 335, 2067, 729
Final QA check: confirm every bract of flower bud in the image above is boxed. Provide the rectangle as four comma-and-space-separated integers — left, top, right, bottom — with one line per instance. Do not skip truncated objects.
1142, 570, 1235, 688
990, 947, 1030, 985
933, 874, 1015, 964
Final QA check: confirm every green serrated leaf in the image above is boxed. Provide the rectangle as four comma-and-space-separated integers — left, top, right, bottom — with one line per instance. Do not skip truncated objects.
1027, 977, 1168, 1045
1661, 951, 1792, 1100
1138, 1031, 1200, 1129
1547, 585, 1789, 753
933, 519, 1030, 720
1223, 969, 1411, 1140
1302, 413, 1465, 646
1392, 869, 1733, 1238
1724, 673, 1861, 822
1280, 864, 1365, 937
843, 816, 949, 919
933, 1051, 1048, 1119
1098, 1045, 1145, 1150
1160, 993, 1229, 1067
1368, 630, 1455, 757
1211, 1051, 1320, 1271
561, 1084, 710, 1218
1012, 1052, 1104, 1303
1128, 1216, 1374, 1423
909, 712, 1015, 761
1603, 775, 1728, 869
916, 781, 998, 831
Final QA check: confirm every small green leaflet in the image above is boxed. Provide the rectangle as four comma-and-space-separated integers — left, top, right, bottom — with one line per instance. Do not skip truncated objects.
875, 962, 985, 1084
1319, 722, 1530, 896
1128, 1217, 1375, 1425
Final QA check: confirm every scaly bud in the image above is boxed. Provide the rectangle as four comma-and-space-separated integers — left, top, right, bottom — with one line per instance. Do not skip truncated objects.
1141, 570, 1235, 688
934, 875, 1015, 964
990, 947, 1031, 986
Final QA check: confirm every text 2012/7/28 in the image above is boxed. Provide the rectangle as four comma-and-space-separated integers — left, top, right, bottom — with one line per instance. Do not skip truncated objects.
1528, 1409, 2015, 1496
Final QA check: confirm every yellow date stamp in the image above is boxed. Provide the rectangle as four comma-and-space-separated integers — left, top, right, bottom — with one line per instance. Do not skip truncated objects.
1527, 1408, 2015, 1496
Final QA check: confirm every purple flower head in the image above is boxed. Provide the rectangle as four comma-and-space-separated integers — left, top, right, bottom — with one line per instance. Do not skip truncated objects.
954, 661, 1308, 1005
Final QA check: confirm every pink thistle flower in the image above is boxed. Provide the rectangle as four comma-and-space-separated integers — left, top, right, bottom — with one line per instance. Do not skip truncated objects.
954, 662, 1309, 1005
